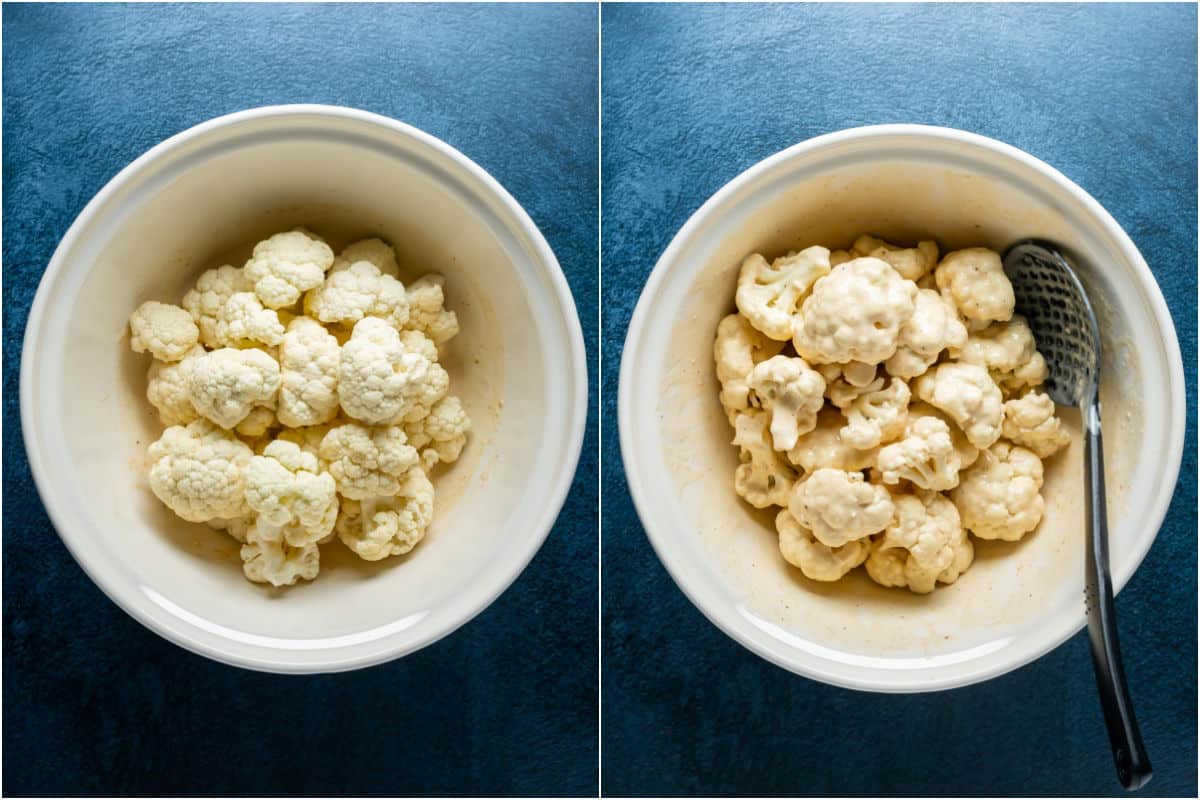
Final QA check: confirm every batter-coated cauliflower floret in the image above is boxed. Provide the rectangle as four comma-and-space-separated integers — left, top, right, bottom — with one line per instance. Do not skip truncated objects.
935, 247, 1015, 329
714, 314, 786, 423
776, 508, 869, 582
404, 395, 471, 469
1002, 391, 1070, 458
146, 345, 206, 426
303, 261, 409, 328
952, 441, 1045, 541
851, 235, 939, 282
951, 315, 1048, 393
182, 264, 253, 347
243, 229, 335, 308
885, 289, 968, 379
818, 361, 880, 407
331, 237, 400, 277
731, 409, 798, 508
746, 355, 826, 450
840, 377, 910, 449
338, 317, 449, 425
876, 415, 962, 491
129, 301, 200, 362
318, 422, 420, 500
240, 521, 320, 587
786, 407, 878, 473
242, 440, 338, 547
735, 246, 832, 340
147, 419, 254, 522
187, 347, 281, 429
913, 362, 1003, 449
789, 468, 894, 547
277, 316, 341, 427
337, 468, 434, 561
212, 292, 285, 348
792, 257, 917, 365
907, 401, 979, 469
864, 492, 973, 593
405, 274, 460, 346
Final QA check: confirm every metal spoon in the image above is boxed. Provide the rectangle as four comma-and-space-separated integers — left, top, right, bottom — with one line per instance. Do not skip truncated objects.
1003, 241, 1152, 791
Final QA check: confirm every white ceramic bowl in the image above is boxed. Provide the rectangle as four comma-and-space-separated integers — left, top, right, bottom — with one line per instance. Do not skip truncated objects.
21, 105, 587, 673
619, 125, 1184, 692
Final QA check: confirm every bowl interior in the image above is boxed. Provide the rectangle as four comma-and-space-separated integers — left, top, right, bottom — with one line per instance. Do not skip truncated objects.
622, 130, 1181, 691
24, 110, 583, 670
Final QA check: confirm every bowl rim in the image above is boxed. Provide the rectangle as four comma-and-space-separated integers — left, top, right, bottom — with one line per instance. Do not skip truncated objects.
618, 123, 1186, 692
20, 103, 589, 673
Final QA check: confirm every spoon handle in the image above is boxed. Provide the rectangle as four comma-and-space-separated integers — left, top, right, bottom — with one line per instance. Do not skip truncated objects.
1084, 402, 1152, 790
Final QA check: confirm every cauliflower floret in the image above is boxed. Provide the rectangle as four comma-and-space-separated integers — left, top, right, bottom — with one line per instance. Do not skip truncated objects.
840, 377, 910, 449
337, 468, 434, 560
235, 404, 277, 438
952, 441, 1045, 541
913, 362, 1003, 449
1002, 391, 1070, 458
147, 419, 254, 522
277, 316, 341, 427
864, 492, 973, 594
731, 409, 798, 508
884, 289, 968, 379
275, 423, 335, 464
776, 508, 869, 582
187, 347, 281, 429
240, 519, 320, 587
243, 229, 335, 308
935, 247, 1015, 329
183, 265, 253, 347
818, 361, 880, 407
713, 314, 786, 423
876, 415, 962, 490
146, 345, 205, 426
786, 407, 878, 473
792, 257, 917, 365
319, 422, 420, 500
398, 329, 440, 362
207, 515, 252, 543
212, 292, 285, 348
403, 395, 471, 469
242, 440, 338, 547
129, 301, 200, 362
735, 246, 831, 340
338, 318, 449, 425
789, 468, 894, 547
331, 237, 400, 277
851, 235, 939, 282
404, 274, 460, 346
828, 249, 854, 266
746, 355, 826, 450
951, 315, 1048, 393
907, 401, 979, 469
303, 261, 409, 328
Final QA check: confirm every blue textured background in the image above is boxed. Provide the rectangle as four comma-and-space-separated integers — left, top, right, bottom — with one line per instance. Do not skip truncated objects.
601, 4, 1196, 797
3, 4, 597, 796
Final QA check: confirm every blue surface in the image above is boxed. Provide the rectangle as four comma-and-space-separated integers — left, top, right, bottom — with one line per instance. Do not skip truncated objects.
601, 4, 1196, 797
3, 4, 597, 796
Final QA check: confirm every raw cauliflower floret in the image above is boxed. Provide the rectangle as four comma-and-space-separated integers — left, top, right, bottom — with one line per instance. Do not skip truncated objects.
876, 415, 962, 491
792, 257, 917, 365
776, 508, 869, 582
207, 515, 253, 543
146, 345, 205, 426
935, 247, 1015, 329
1002, 391, 1070, 458
338, 317, 449, 425
885, 289, 968, 379
951, 315, 1048, 392
864, 491, 973, 594
398, 329, 440, 362
786, 407, 878, 473
731, 409, 798, 508
952, 441, 1045, 541
913, 362, 1003, 449
851, 235, 939, 282
304, 260, 409, 328
907, 401, 979, 469
319, 422, 420, 500
240, 520, 320, 587
242, 440, 338, 547
337, 468, 434, 561
331, 237, 400, 277
187, 347, 281, 429
818, 361, 880, 407
829, 249, 853, 266
404, 395, 471, 469
840, 377, 910, 449
275, 423, 335, 464
235, 404, 277, 438
129, 301, 200, 362
182, 264, 254, 347
405, 274, 460, 346
277, 316, 341, 427
147, 419, 254, 522
746, 355, 826, 451
789, 468, 894, 547
714, 314, 786, 423
213, 291, 285, 348
735, 246, 831, 340
243, 229, 335, 308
